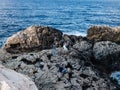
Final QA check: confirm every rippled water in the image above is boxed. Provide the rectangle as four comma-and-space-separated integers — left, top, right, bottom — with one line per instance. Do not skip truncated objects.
111, 71, 120, 85
0, 0, 120, 46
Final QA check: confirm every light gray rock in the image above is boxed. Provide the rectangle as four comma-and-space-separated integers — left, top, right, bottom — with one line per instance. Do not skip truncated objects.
93, 41, 120, 60
0, 64, 38, 90
73, 41, 92, 51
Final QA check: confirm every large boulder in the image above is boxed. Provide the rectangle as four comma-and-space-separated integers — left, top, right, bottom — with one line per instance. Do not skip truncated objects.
87, 25, 120, 43
93, 41, 120, 72
4, 26, 63, 53
0, 64, 38, 90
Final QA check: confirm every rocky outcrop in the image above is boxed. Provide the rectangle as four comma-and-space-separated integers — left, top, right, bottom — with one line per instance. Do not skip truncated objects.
1, 25, 120, 90
4, 26, 63, 53
0, 64, 38, 90
93, 41, 120, 73
87, 25, 120, 43
0, 46, 117, 90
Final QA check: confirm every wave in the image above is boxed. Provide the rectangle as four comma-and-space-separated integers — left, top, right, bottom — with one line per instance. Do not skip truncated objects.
63, 31, 86, 37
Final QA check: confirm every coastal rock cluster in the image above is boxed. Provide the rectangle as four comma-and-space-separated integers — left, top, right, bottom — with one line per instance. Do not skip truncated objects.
1, 45, 113, 90
0, 25, 120, 90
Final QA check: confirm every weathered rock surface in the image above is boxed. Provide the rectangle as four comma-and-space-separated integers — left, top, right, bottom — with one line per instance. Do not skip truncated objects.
93, 41, 120, 72
0, 49, 11, 61
0, 47, 117, 90
0, 64, 38, 90
73, 40, 92, 52
87, 25, 120, 43
93, 41, 120, 61
58, 34, 86, 48
4, 26, 63, 53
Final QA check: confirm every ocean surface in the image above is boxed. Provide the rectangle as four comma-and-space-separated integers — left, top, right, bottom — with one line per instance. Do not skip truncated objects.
0, 0, 120, 46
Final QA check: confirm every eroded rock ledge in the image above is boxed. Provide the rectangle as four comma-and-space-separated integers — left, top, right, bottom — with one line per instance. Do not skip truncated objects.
4, 26, 62, 53
1, 25, 120, 90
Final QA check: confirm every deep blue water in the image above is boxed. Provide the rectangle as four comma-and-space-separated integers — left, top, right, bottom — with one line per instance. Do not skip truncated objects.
0, 0, 120, 46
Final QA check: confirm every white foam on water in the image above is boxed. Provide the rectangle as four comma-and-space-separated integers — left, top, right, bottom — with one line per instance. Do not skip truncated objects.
110, 71, 120, 85
63, 31, 87, 37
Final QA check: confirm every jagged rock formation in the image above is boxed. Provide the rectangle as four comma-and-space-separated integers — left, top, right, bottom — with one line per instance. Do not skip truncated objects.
0, 64, 38, 90
93, 41, 120, 73
0, 47, 117, 90
4, 26, 62, 53
87, 25, 120, 43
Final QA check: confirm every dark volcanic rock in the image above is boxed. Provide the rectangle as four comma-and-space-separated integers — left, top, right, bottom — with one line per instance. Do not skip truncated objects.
4, 26, 63, 53
61, 34, 89, 47
58, 34, 80, 47
87, 25, 120, 43
63, 34, 79, 45
0, 47, 117, 90
73, 40, 93, 63
93, 41, 120, 72
73, 40, 92, 52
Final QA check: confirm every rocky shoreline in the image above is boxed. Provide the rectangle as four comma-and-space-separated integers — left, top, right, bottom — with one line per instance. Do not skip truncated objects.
0, 25, 120, 90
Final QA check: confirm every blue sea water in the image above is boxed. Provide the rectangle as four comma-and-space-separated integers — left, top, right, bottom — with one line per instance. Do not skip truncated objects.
0, 0, 120, 46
